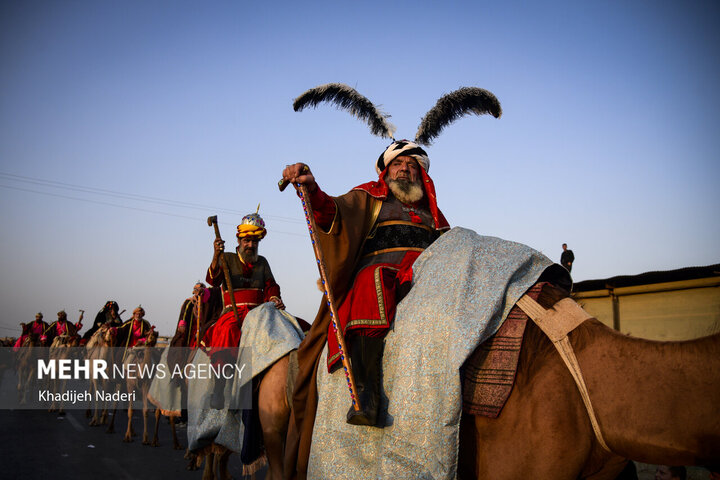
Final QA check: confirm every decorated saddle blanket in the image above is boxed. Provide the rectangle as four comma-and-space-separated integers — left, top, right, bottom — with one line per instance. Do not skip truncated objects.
460, 282, 543, 418
309, 227, 566, 480
147, 346, 185, 416
186, 303, 304, 455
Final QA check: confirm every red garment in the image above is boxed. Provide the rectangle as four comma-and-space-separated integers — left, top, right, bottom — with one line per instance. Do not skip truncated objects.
117, 318, 151, 348
311, 170, 447, 371
14, 320, 48, 350
326, 251, 422, 369
56, 321, 68, 336
29, 321, 45, 335
128, 319, 145, 347
202, 306, 251, 350
202, 253, 281, 354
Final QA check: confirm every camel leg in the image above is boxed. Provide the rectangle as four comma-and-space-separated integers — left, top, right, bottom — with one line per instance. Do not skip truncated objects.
48, 378, 56, 412
93, 386, 105, 426
170, 415, 182, 450
58, 378, 67, 415
123, 403, 133, 442
201, 452, 215, 480
216, 449, 232, 480
89, 385, 98, 425
151, 409, 161, 447
100, 393, 110, 427
142, 408, 149, 444
259, 356, 290, 480
186, 450, 200, 470
20, 369, 34, 405
105, 404, 116, 433
142, 391, 150, 444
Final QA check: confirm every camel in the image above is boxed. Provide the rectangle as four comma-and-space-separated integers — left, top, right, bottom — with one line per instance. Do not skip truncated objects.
457, 285, 720, 479
258, 354, 291, 480
15, 333, 44, 405
85, 324, 118, 427
283, 280, 718, 479
121, 328, 161, 444
149, 347, 201, 451
48, 334, 79, 414
192, 353, 292, 480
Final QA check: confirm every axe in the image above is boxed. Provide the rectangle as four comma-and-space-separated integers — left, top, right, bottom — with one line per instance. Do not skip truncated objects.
207, 215, 242, 325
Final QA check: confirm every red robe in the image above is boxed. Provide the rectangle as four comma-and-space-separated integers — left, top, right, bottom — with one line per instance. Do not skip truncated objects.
202, 252, 281, 353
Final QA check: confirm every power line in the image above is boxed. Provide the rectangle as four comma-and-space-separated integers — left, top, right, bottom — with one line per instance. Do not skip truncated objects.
0, 183, 306, 237
0, 171, 305, 225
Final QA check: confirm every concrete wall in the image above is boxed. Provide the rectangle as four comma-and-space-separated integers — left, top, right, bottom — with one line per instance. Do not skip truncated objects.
572, 278, 720, 340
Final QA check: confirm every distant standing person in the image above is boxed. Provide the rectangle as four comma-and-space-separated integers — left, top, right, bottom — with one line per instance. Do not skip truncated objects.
561, 243, 574, 272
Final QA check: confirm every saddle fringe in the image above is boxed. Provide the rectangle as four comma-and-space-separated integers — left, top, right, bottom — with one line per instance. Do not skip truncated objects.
242, 452, 267, 476
211, 443, 229, 455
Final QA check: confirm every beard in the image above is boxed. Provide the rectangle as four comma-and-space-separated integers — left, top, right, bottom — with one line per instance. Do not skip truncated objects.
388, 178, 424, 204
239, 247, 259, 264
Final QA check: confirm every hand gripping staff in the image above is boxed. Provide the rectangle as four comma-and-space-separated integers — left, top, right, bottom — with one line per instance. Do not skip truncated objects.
279, 179, 361, 412
207, 215, 242, 325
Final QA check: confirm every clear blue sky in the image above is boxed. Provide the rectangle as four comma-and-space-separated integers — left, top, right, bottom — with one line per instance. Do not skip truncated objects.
1, 1, 718, 337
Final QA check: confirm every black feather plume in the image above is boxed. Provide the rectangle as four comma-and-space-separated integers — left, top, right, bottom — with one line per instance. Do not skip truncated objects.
415, 87, 502, 146
293, 83, 396, 139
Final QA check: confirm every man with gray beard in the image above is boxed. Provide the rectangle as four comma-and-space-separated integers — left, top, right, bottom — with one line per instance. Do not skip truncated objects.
201, 211, 284, 408
282, 140, 449, 427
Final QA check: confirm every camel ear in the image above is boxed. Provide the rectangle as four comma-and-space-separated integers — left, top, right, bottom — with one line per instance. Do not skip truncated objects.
294, 83, 396, 140
415, 87, 502, 146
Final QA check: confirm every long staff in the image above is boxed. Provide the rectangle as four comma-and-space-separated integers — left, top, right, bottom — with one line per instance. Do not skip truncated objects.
207, 215, 242, 325
195, 299, 202, 349
279, 179, 360, 411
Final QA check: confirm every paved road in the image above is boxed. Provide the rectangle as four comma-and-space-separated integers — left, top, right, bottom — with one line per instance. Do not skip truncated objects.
0, 409, 265, 480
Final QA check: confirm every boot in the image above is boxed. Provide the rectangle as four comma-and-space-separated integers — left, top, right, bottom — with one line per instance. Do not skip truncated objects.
346, 335, 384, 427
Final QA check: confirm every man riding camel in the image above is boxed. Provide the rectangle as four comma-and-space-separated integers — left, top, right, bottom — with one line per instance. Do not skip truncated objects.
44, 309, 83, 344
174, 282, 214, 350
280, 83, 502, 478
201, 210, 285, 408
154, 281, 222, 422
82, 300, 123, 341
117, 306, 152, 351
282, 141, 449, 427
13, 312, 49, 350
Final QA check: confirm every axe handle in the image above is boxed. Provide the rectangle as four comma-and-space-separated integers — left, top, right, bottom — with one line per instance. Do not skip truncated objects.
211, 222, 242, 326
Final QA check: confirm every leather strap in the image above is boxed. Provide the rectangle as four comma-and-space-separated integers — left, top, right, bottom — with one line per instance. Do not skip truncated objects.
516, 295, 611, 452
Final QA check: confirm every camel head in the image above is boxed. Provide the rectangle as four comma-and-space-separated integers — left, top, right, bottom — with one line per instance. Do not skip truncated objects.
145, 326, 158, 347
103, 325, 118, 346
